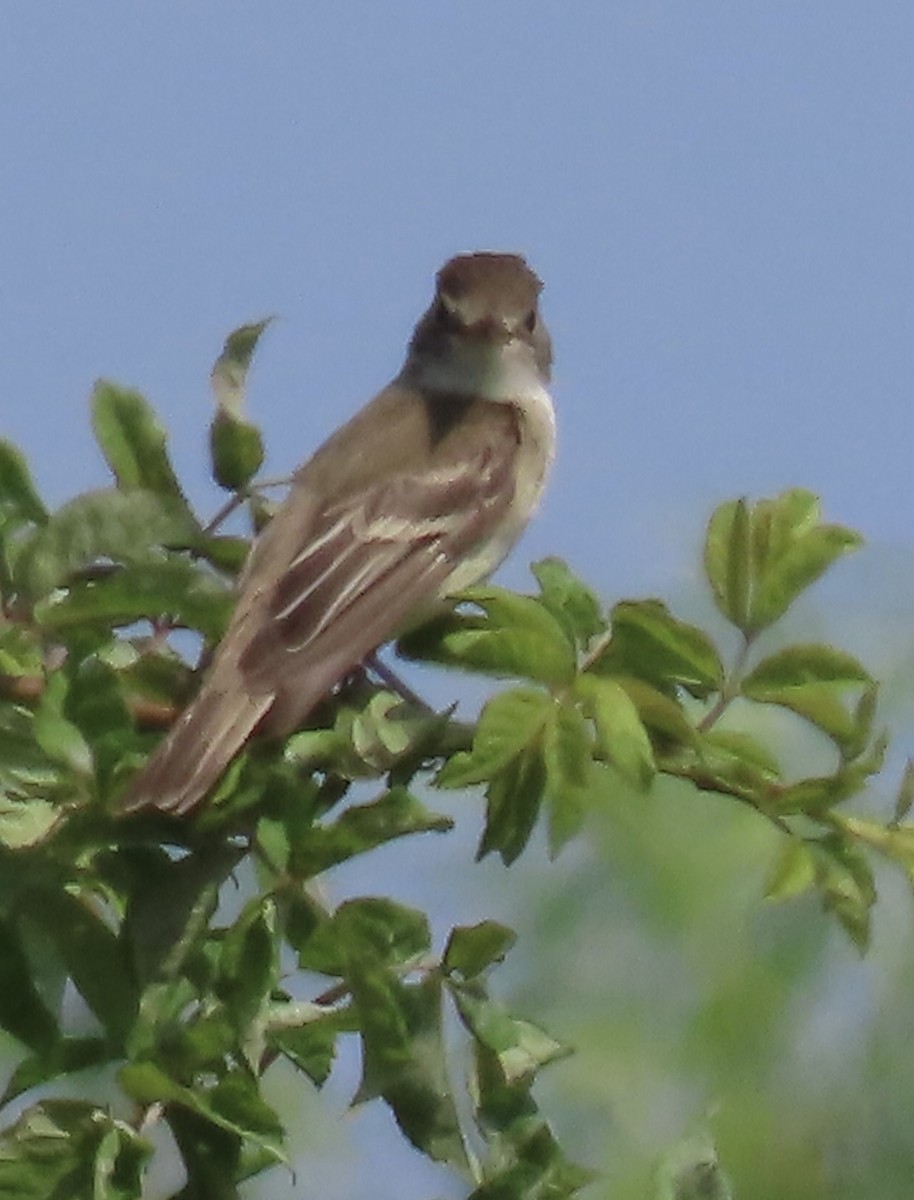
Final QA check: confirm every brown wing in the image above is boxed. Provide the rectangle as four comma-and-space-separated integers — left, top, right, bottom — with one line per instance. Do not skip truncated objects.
121, 392, 521, 815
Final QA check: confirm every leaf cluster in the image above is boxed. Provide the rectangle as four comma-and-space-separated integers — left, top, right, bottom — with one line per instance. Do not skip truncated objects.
0, 325, 908, 1196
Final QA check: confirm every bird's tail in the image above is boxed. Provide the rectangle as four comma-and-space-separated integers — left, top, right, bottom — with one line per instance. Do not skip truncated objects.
120, 655, 273, 816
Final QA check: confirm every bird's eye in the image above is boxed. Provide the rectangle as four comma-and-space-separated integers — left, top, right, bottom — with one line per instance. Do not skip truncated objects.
523, 308, 537, 333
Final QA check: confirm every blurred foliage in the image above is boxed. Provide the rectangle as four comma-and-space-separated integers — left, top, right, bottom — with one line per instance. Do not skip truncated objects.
0, 324, 911, 1197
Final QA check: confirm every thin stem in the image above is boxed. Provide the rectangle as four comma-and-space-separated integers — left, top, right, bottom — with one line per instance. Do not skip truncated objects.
698, 630, 756, 733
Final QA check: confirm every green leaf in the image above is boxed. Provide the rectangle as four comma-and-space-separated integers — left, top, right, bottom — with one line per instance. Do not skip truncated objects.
33, 672, 93, 778
704, 498, 752, 628
210, 318, 273, 419
0, 796, 61, 848
597, 599, 723, 698
444, 921, 517, 980
750, 524, 863, 630
576, 674, 656, 789
91, 381, 184, 497
0, 623, 44, 676
699, 729, 782, 787
809, 834, 875, 951
531, 557, 606, 649
216, 898, 279, 1048
764, 838, 816, 901
894, 760, 914, 825
34, 558, 233, 641
289, 786, 452, 877
543, 700, 593, 854
0, 438, 47, 525
469, 1042, 594, 1199
478, 744, 547, 865
124, 843, 241, 989
750, 488, 820, 571
353, 970, 469, 1168
742, 644, 873, 748
19, 488, 202, 598
452, 983, 570, 1085
437, 688, 553, 789
0, 1100, 149, 1200
210, 409, 265, 492
120, 1062, 286, 1165
0, 1038, 111, 1108
26, 888, 138, 1045
266, 1002, 345, 1087
612, 676, 698, 748
400, 587, 577, 686
0, 917, 59, 1052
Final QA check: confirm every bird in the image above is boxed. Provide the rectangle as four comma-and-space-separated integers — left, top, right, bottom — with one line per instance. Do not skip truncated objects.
121, 252, 555, 815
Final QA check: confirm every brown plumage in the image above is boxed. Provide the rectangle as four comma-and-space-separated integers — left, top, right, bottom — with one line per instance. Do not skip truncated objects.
121, 253, 554, 815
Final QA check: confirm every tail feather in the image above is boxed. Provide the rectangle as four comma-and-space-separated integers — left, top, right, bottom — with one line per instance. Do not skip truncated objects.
121, 660, 273, 816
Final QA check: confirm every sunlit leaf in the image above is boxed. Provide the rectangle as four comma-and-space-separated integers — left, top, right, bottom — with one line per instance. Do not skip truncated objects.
91, 381, 184, 497
576, 674, 655, 789
764, 838, 815, 901
531, 557, 606, 649
437, 688, 552, 789
704, 498, 751, 629
750, 525, 863, 630
543, 701, 594, 854
400, 587, 577, 686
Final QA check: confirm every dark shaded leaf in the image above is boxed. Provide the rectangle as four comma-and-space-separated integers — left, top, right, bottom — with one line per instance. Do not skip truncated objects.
597, 600, 723, 697
444, 921, 517, 980
266, 1002, 346, 1087
210, 410, 265, 492
0, 1037, 111, 1108
217, 898, 278, 1042
288, 787, 452, 877
477, 744, 547, 865
0, 1100, 149, 1200
121, 1062, 286, 1165
26, 888, 138, 1045
452, 983, 569, 1084
353, 970, 468, 1168
0, 917, 59, 1052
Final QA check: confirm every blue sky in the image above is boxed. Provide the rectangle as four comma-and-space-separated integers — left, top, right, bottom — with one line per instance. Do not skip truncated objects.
3, 4, 914, 1196
6, 4, 914, 603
